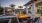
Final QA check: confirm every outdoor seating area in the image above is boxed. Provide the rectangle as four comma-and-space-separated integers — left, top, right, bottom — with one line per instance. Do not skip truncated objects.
18, 17, 40, 23
0, 18, 11, 23
9, 16, 40, 23
0, 17, 40, 23
0, 20, 9, 23
0, 0, 42, 23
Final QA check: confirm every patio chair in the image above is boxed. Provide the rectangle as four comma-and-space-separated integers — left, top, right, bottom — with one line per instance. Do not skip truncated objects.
11, 17, 18, 23
0, 19, 9, 23
32, 17, 40, 23
27, 19, 33, 23
18, 18, 22, 22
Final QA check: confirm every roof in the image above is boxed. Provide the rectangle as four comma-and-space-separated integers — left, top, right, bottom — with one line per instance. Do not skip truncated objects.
24, 1, 33, 6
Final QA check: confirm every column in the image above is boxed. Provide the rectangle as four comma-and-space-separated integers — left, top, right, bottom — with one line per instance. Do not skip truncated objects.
26, 6, 28, 15
8, 19, 12, 23
13, 7, 15, 15
4, 8, 5, 15
31, 3, 35, 16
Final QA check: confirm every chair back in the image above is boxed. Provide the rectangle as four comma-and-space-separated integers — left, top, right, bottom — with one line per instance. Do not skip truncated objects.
33, 17, 40, 23
11, 17, 18, 23
27, 19, 32, 23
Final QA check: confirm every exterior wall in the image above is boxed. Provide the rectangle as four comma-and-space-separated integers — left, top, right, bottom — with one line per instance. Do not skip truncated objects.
24, 0, 42, 16
34, 0, 42, 15
26, 0, 42, 15
5, 7, 13, 16
33, 0, 42, 13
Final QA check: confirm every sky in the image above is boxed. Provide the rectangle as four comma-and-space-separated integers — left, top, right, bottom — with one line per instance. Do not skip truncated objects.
0, 0, 30, 9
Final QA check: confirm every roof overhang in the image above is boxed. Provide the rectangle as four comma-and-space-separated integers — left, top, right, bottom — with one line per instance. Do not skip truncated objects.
24, 1, 33, 6
24, 0, 38, 6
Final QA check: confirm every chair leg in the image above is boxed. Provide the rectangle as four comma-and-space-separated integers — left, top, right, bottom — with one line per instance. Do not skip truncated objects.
38, 17, 40, 23
38, 20, 39, 23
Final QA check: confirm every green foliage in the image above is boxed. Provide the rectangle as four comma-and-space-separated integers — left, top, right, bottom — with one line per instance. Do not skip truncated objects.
9, 4, 15, 7
9, 4, 16, 12
41, 10, 42, 15
11, 17, 18, 23
28, 7, 31, 9
18, 6, 23, 8
0, 7, 4, 15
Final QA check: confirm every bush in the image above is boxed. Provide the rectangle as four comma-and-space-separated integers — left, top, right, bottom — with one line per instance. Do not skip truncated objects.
11, 17, 18, 23
0, 7, 4, 15
41, 11, 42, 15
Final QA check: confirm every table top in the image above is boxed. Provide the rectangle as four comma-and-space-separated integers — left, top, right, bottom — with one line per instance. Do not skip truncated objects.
18, 15, 30, 18
18, 13, 30, 18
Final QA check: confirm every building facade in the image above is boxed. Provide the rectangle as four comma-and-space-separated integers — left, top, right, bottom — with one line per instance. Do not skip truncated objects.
4, 7, 14, 16
24, 0, 42, 16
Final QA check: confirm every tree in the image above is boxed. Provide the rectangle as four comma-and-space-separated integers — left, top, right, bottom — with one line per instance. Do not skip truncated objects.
11, 17, 18, 23
9, 4, 16, 15
0, 6, 4, 15
18, 6, 23, 14
9, 4, 15, 11
18, 6, 23, 8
